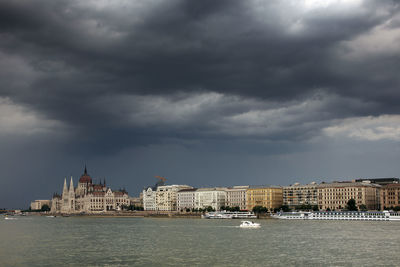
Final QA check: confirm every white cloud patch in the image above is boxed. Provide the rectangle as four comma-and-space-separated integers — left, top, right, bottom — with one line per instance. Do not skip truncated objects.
339, 15, 400, 60
0, 97, 66, 136
339, 8, 400, 60
252, 0, 366, 35
323, 115, 400, 141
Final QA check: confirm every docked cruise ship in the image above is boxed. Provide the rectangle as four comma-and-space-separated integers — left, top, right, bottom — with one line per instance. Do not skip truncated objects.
202, 211, 257, 219
272, 211, 400, 221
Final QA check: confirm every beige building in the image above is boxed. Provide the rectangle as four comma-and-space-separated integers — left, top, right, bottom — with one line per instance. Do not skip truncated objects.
195, 188, 227, 211
380, 184, 400, 209
317, 181, 381, 211
177, 188, 197, 211
156, 185, 193, 211
30, 200, 51, 210
246, 186, 283, 211
226, 186, 249, 210
283, 182, 318, 208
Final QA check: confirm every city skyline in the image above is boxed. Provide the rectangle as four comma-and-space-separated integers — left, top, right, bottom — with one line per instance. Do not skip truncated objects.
24, 166, 400, 210
2, 0, 400, 208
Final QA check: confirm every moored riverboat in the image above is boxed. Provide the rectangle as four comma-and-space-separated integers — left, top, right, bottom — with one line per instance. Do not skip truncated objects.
202, 211, 257, 219
272, 210, 400, 221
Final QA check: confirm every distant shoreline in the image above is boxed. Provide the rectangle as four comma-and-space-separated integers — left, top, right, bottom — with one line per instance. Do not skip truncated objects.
42, 211, 203, 218
38, 211, 271, 219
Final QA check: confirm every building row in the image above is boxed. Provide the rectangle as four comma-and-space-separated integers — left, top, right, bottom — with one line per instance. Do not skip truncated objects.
142, 178, 400, 212
143, 185, 285, 212
284, 179, 400, 211
32, 170, 400, 213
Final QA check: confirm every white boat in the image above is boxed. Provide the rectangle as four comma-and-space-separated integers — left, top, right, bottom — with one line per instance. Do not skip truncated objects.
272, 210, 400, 221
202, 212, 233, 219
4, 216, 17, 220
46, 215, 55, 218
231, 211, 257, 219
239, 221, 260, 228
271, 211, 311, 220
202, 211, 257, 219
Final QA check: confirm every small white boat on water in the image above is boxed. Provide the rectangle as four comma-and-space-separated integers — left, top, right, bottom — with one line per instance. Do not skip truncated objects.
239, 221, 260, 228
4, 215, 17, 220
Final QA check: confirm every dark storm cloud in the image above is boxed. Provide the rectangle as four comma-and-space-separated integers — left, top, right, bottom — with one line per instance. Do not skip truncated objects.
0, 0, 399, 146
1, 0, 398, 98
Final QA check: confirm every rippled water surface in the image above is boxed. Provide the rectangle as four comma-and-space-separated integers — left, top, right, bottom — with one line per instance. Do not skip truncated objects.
1, 215, 400, 266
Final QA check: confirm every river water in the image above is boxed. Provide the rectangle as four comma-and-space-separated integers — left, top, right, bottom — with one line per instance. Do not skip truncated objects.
1, 215, 399, 266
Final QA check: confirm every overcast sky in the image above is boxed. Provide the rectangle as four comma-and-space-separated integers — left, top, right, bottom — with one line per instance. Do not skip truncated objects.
1, 0, 400, 208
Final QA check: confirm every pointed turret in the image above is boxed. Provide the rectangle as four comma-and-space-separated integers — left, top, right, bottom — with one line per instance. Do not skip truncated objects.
61, 177, 70, 213
69, 176, 75, 212
84, 165, 88, 175
62, 178, 68, 198
69, 176, 74, 194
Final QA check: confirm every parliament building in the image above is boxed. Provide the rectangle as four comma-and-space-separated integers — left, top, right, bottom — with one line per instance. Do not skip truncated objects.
51, 167, 130, 214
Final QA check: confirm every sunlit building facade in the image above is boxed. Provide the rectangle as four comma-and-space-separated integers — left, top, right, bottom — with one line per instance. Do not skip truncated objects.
380, 184, 400, 209
156, 185, 193, 211
283, 182, 318, 208
194, 188, 227, 211
317, 181, 381, 211
226, 186, 249, 210
177, 188, 197, 211
246, 186, 283, 211
51, 167, 130, 214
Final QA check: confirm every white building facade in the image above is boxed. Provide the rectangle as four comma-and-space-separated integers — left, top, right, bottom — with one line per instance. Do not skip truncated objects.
195, 188, 227, 211
177, 188, 197, 211
143, 187, 157, 211
226, 186, 249, 210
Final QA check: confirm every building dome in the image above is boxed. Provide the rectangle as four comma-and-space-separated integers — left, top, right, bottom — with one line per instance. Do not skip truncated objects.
79, 166, 92, 184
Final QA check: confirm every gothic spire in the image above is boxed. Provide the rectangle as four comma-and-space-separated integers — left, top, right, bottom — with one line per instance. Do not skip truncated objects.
62, 177, 68, 197
69, 176, 74, 193
84, 164, 88, 175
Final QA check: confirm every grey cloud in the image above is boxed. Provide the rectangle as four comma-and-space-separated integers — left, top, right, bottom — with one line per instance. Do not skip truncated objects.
1, 0, 398, 101
1, 0, 398, 146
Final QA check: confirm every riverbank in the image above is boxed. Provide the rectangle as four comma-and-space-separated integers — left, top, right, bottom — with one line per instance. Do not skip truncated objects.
44, 211, 202, 218
43, 211, 271, 219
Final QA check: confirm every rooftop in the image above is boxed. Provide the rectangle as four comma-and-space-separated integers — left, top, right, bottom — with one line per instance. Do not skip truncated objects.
177, 188, 198, 192
248, 185, 282, 189
317, 182, 382, 188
